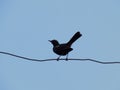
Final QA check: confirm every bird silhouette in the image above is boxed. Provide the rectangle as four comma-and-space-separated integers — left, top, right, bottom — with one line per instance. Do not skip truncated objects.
49, 31, 82, 61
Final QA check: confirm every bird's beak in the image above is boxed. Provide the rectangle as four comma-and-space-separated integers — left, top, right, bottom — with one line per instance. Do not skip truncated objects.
48, 40, 51, 42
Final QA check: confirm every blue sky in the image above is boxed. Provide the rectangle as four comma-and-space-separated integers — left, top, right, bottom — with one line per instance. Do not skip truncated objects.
0, 0, 120, 90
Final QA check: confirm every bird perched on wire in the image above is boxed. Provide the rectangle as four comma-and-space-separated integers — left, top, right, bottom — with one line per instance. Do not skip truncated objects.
49, 31, 82, 61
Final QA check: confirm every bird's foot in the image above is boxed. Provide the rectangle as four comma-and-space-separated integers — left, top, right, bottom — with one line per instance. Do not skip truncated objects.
57, 57, 60, 61
57, 56, 61, 61
66, 58, 68, 61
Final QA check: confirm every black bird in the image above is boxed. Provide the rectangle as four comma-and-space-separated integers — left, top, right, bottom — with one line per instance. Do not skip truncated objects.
49, 31, 82, 61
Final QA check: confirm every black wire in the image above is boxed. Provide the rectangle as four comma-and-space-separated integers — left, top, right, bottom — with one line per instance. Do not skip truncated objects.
0, 51, 52, 62
0, 51, 120, 64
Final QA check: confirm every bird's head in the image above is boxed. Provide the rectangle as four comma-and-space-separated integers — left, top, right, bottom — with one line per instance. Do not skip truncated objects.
49, 40, 59, 46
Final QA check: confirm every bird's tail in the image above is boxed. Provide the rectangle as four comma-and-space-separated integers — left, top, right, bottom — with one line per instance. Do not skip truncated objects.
67, 32, 82, 46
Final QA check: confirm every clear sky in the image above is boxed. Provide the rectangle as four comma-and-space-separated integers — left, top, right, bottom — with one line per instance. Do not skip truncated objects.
0, 0, 120, 90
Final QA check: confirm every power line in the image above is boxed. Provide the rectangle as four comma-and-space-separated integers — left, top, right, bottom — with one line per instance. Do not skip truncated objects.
0, 51, 120, 64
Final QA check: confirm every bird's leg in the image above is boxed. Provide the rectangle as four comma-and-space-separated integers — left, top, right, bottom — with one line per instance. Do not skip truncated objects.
66, 54, 69, 61
57, 56, 61, 61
